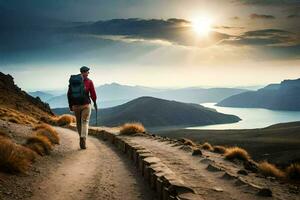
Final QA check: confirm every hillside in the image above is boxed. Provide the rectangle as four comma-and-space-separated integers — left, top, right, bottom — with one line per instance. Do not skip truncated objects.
53, 96, 240, 127
0, 72, 54, 124
158, 120, 300, 166
40, 82, 247, 108
217, 78, 300, 111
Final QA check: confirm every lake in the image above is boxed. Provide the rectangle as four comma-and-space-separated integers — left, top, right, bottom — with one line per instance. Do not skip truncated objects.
187, 103, 300, 130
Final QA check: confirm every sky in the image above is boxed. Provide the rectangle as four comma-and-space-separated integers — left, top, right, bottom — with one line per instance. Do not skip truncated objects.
0, 0, 300, 91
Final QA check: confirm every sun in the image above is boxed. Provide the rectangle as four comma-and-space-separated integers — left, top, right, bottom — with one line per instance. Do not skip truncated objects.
191, 17, 213, 36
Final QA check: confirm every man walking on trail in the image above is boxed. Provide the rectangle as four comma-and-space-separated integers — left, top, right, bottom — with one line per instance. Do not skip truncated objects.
67, 66, 97, 149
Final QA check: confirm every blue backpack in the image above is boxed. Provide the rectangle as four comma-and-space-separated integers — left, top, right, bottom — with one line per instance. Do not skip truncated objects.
69, 74, 86, 105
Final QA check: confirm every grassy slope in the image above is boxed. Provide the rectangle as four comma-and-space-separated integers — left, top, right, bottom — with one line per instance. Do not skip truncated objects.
0, 72, 54, 122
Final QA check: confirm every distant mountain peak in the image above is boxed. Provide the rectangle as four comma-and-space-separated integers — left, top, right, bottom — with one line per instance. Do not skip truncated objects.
218, 77, 300, 111
110, 82, 121, 86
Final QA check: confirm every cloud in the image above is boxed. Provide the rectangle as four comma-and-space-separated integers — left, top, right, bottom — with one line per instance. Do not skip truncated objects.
230, 16, 240, 20
214, 25, 244, 30
236, 0, 300, 5
1, 4, 299, 65
220, 28, 300, 60
72, 18, 231, 47
250, 13, 275, 19
223, 29, 299, 46
287, 14, 300, 18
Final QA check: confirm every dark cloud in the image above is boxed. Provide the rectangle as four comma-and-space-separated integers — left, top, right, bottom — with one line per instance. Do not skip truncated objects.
214, 25, 244, 30
221, 28, 300, 60
236, 0, 300, 5
0, 9, 232, 65
230, 16, 240, 20
222, 29, 299, 47
1, 2, 299, 64
287, 14, 300, 18
71, 18, 231, 47
250, 13, 275, 19
0, 0, 127, 21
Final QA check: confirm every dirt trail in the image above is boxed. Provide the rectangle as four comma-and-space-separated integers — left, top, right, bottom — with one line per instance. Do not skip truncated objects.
28, 127, 156, 200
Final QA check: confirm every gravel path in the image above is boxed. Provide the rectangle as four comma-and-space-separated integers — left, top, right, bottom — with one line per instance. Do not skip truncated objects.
29, 127, 156, 200
0, 121, 156, 200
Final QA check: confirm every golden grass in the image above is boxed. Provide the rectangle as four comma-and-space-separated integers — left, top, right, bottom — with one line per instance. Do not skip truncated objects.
0, 107, 37, 125
17, 145, 38, 162
25, 135, 53, 156
41, 115, 75, 126
33, 123, 52, 131
25, 143, 45, 156
40, 116, 58, 125
36, 129, 60, 145
201, 142, 214, 151
213, 145, 227, 154
0, 138, 31, 173
8, 117, 22, 124
56, 114, 76, 126
0, 130, 8, 138
224, 147, 250, 161
180, 138, 197, 147
285, 163, 300, 180
258, 161, 285, 179
33, 123, 60, 144
120, 122, 146, 135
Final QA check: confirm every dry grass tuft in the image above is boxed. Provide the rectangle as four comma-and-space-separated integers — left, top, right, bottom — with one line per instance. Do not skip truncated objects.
25, 143, 45, 156
224, 147, 250, 161
8, 117, 22, 124
0, 130, 9, 139
33, 123, 52, 131
17, 145, 38, 162
285, 163, 300, 181
25, 135, 53, 156
40, 116, 58, 125
213, 145, 227, 154
201, 142, 214, 151
0, 138, 31, 173
36, 129, 60, 145
120, 122, 146, 135
56, 114, 76, 126
33, 123, 60, 144
258, 161, 285, 179
180, 138, 197, 147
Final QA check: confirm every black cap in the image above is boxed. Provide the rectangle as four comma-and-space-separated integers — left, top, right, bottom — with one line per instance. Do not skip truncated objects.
80, 66, 90, 73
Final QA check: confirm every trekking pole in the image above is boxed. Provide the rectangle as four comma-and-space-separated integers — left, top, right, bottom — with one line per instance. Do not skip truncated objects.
94, 102, 98, 126
95, 108, 98, 126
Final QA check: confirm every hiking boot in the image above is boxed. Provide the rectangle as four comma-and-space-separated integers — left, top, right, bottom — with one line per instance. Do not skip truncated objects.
80, 137, 86, 149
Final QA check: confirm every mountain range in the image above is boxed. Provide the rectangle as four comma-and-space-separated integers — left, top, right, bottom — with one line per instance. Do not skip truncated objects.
30, 82, 248, 108
217, 78, 300, 111
29, 91, 55, 102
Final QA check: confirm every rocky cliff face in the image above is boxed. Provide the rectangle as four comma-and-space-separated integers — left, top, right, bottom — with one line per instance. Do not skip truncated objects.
0, 72, 54, 119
